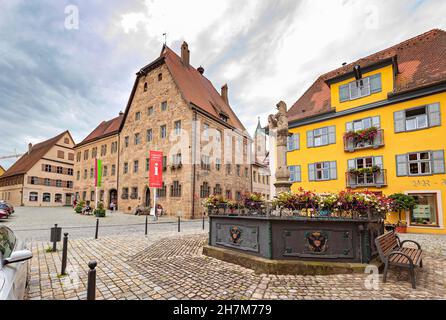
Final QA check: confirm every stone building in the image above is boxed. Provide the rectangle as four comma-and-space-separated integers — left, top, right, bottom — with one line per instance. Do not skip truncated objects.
0, 131, 75, 206
73, 114, 123, 208
75, 43, 252, 218
252, 118, 271, 199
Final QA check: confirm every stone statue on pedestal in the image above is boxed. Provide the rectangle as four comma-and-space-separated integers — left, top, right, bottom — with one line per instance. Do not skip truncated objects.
268, 101, 292, 194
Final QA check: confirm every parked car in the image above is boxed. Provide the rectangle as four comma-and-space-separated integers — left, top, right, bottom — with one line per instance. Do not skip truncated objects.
0, 202, 13, 215
0, 226, 33, 300
0, 209, 8, 220
0, 204, 12, 217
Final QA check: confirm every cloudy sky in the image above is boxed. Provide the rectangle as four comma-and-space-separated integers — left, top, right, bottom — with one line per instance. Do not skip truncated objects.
1, 0, 445, 169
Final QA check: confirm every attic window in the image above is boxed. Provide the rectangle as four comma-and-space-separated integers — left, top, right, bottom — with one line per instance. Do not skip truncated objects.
339, 73, 382, 102
158, 73, 162, 81
144, 82, 148, 92
219, 114, 228, 122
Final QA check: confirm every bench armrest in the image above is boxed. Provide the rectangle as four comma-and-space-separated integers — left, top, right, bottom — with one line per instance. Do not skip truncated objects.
387, 251, 415, 267
400, 240, 421, 250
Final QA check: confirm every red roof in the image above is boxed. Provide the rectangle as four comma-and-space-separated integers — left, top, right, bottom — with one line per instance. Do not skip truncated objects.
288, 29, 446, 122
77, 114, 123, 147
161, 46, 246, 132
1, 131, 70, 179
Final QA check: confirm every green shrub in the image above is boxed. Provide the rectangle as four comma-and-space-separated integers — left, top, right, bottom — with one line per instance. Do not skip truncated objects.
74, 200, 84, 214
94, 202, 106, 218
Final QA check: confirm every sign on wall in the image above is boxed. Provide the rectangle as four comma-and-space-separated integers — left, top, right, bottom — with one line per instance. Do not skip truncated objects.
149, 150, 163, 188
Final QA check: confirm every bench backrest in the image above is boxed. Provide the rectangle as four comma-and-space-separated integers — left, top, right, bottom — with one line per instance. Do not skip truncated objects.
375, 231, 399, 261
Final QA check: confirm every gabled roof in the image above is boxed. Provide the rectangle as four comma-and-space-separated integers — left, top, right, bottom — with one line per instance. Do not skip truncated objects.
121, 44, 247, 133
288, 29, 446, 122
1, 131, 70, 179
77, 114, 124, 147
0, 165, 5, 173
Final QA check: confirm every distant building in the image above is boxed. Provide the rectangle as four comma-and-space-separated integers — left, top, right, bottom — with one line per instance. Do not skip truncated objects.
252, 118, 271, 199
0, 165, 5, 177
0, 131, 75, 206
73, 113, 122, 208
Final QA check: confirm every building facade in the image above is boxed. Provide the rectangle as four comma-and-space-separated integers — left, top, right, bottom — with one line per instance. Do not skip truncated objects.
76, 43, 252, 218
0, 131, 75, 206
286, 29, 446, 235
73, 114, 122, 208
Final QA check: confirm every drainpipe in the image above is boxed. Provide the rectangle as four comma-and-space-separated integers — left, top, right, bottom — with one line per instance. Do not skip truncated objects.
116, 134, 121, 211
191, 110, 198, 219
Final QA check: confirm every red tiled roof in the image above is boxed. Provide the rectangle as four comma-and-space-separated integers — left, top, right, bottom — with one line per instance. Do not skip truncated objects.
77, 114, 123, 147
0, 131, 70, 179
161, 46, 246, 132
288, 29, 446, 122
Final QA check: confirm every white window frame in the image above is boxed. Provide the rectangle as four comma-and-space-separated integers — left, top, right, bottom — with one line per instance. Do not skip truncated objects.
404, 190, 444, 230
408, 152, 432, 176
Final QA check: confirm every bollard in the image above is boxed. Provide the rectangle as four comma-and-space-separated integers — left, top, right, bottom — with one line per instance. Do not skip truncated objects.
61, 233, 69, 275
145, 214, 148, 236
95, 218, 99, 239
52, 224, 58, 252
202, 214, 205, 230
87, 261, 97, 300
178, 216, 181, 232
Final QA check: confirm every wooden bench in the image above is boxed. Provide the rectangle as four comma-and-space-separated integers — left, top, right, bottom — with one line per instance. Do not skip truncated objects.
375, 231, 423, 289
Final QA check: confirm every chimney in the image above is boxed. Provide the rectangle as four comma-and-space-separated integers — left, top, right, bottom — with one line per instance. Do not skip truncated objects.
197, 66, 204, 75
181, 41, 190, 67
28, 143, 33, 154
119, 111, 123, 116
221, 84, 229, 105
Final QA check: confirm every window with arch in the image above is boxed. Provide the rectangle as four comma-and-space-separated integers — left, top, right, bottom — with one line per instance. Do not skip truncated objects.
29, 192, 38, 202
42, 193, 51, 202
200, 182, 211, 198
213, 184, 222, 195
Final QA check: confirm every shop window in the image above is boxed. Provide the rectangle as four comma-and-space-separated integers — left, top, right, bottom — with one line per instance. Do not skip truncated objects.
409, 193, 439, 227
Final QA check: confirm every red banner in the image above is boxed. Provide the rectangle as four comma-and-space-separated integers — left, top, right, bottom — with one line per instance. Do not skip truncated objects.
149, 150, 163, 188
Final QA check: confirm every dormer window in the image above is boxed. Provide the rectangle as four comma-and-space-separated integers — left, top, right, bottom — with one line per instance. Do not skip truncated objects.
219, 114, 228, 122
339, 73, 381, 102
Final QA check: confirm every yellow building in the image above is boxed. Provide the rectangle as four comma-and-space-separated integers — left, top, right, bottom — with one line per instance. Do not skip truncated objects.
286, 29, 446, 235
0, 165, 5, 177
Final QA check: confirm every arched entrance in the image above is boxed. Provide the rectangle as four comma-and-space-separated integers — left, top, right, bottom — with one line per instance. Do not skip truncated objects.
109, 189, 118, 210
145, 188, 151, 207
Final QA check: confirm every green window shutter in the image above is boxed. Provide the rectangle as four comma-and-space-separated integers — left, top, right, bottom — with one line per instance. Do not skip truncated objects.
294, 133, 300, 150
370, 74, 382, 93
374, 156, 384, 184
373, 156, 383, 168
394, 110, 406, 133
328, 126, 336, 144
329, 161, 337, 180
308, 163, 316, 181
347, 159, 356, 169
289, 166, 296, 182
372, 116, 381, 128
396, 154, 408, 176
347, 159, 357, 187
307, 130, 314, 148
346, 122, 353, 132
428, 103, 441, 127
432, 150, 445, 174
339, 84, 349, 102
296, 166, 301, 182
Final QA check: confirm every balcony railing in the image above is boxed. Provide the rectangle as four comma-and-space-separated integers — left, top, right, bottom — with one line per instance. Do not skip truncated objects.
345, 169, 387, 188
344, 129, 385, 152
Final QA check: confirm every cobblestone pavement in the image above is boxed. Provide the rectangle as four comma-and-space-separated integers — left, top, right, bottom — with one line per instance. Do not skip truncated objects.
26, 231, 446, 300
2, 206, 203, 241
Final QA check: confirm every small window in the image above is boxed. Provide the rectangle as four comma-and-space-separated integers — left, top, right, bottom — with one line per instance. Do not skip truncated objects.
405, 107, 428, 131
147, 129, 153, 142
146, 158, 150, 171
160, 125, 167, 139
44, 178, 51, 186
158, 73, 162, 81
171, 181, 182, 197
44, 164, 52, 172
68, 153, 75, 161
42, 193, 51, 202
135, 111, 141, 121
124, 136, 129, 148
123, 163, 129, 174
90, 168, 94, 178
55, 194, 62, 203
29, 192, 38, 202
161, 101, 167, 111
84, 150, 89, 160
174, 120, 181, 135
134, 160, 139, 173
111, 165, 116, 176
143, 82, 148, 92
56, 180, 62, 187
408, 152, 431, 175
92, 147, 97, 159
103, 166, 108, 177
57, 166, 63, 174
64, 138, 70, 144
148, 106, 154, 116
134, 133, 141, 145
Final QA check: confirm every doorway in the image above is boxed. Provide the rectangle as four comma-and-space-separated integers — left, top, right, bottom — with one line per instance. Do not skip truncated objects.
145, 188, 151, 207
109, 189, 118, 210
65, 194, 72, 206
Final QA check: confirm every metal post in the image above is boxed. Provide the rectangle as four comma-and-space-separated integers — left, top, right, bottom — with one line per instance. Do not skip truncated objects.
202, 213, 205, 230
178, 216, 181, 232
145, 214, 148, 236
95, 218, 99, 239
52, 224, 58, 252
87, 261, 97, 300
61, 233, 69, 275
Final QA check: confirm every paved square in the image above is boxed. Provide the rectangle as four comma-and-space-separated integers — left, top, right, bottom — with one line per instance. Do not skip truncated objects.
25, 231, 446, 300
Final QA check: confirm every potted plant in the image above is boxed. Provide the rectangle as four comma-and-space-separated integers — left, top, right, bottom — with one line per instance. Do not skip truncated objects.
74, 201, 84, 214
389, 193, 418, 233
94, 202, 106, 218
